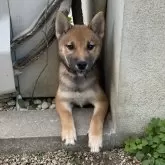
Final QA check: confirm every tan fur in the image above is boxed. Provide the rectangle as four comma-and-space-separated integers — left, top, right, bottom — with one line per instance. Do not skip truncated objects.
59, 26, 101, 59
55, 96, 76, 145
55, 11, 108, 152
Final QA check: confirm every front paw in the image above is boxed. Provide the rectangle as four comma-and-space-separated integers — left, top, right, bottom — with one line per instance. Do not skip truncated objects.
62, 126, 77, 145
88, 134, 102, 152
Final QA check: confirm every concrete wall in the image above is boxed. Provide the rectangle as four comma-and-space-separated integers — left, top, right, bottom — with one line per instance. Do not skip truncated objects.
105, 0, 165, 140
104, 0, 124, 134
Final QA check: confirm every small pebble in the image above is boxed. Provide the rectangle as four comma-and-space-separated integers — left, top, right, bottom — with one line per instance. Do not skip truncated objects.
52, 160, 57, 164
33, 99, 42, 105
42, 102, 49, 109
7, 100, 16, 106
4, 159, 9, 162
19, 108, 27, 111
49, 104, 56, 109
47, 98, 52, 103
8, 107, 14, 111
11, 163, 17, 165
37, 105, 42, 110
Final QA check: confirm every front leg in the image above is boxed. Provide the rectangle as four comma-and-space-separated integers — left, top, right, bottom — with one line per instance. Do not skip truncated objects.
88, 92, 108, 152
55, 96, 77, 145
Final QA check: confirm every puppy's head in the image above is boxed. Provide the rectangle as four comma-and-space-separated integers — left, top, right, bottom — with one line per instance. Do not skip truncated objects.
55, 11, 105, 75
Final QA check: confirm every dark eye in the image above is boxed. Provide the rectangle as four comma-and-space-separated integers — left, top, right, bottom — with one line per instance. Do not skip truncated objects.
66, 43, 74, 50
87, 42, 95, 50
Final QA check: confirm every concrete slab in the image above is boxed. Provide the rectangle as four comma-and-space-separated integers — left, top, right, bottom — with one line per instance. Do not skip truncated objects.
0, 109, 114, 154
104, 0, 165, 141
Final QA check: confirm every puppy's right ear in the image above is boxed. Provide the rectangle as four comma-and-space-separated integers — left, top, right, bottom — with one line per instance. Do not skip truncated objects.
55, 12, 72, 39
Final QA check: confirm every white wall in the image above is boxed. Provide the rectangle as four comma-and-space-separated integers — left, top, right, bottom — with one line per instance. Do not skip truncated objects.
0, 0, 15, 95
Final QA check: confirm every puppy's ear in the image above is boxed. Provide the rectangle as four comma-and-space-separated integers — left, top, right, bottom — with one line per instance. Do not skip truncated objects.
89, 11, 105, 38
55, 12, 72, 39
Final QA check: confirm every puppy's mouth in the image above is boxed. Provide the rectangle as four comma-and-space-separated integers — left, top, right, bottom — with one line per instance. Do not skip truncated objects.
63, 56, 96, 75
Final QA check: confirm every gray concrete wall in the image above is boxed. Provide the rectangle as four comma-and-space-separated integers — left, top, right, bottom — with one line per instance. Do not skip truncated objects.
104, 0, 124, 134
105, 0, 165, 139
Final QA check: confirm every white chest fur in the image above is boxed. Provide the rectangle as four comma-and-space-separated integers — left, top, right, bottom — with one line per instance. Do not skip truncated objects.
59, 89, 96, 107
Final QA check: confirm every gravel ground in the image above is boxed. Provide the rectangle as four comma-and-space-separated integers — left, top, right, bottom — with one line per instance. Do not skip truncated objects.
0, 97, 55, 111
0, 149, 141, 165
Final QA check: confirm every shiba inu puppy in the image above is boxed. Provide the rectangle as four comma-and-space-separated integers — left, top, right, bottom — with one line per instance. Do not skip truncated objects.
55, 11, 108, 152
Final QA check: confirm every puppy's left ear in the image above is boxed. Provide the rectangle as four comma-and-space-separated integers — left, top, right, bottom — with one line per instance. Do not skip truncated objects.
89, 11, 105, 38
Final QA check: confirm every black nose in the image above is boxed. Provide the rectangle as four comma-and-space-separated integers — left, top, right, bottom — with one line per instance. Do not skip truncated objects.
76, 61, 88, 71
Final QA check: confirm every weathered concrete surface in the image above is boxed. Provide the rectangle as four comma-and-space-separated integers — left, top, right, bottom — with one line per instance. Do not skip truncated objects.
105, 0, 165, 141
0, 109, 115, 154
